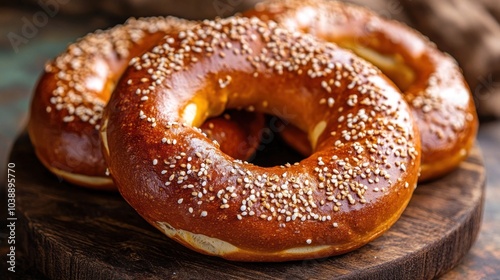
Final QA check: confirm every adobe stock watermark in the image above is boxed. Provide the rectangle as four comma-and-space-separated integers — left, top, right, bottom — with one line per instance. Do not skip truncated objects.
7, 0, 70, 53
6, 163, 16, 273
474, 73, 500, 105
375, 0, 404, 20
213, 0, 246, 17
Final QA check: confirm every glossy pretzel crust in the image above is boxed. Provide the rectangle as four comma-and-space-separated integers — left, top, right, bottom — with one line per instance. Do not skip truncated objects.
102, 17, 420, 261
245, 0, 478, 181
29, 17, 264, 190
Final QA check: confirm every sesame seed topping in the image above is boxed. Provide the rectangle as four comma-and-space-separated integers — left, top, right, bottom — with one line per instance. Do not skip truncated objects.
41, 16, 195, 129
120, 16, 419, 231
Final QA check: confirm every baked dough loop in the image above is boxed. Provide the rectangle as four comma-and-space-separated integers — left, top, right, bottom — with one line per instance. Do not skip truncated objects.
102, 17, 420, 261
245, 0, 478, 181
29, 17, 264, 190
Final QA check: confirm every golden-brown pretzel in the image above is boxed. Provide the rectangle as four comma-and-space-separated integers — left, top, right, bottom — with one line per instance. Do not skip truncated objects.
28, 17, 264, 190
245, 0, 478, 181
101, 17, 420, 261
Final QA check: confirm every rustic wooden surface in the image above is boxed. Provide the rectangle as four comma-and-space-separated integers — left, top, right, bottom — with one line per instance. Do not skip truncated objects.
8, 130, 485, 280
440, 121, 500, 280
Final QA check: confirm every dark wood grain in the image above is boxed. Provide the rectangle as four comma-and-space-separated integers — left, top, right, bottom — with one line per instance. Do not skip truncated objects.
441, 121, 500, 280
11, 131, 485, 280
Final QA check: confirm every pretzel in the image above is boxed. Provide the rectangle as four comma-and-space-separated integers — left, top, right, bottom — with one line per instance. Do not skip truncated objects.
101, 17, 420, 261
245, 0, 478, 181
28, 17, 263, 190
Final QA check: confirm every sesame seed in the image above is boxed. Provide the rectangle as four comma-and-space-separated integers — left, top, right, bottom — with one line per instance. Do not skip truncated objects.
328, 97, 335, 107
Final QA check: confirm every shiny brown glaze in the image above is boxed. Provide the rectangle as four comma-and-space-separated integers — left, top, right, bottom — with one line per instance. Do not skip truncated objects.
102, 17, 420, 261
245, 0, 478, 181
28, 17, 264, 190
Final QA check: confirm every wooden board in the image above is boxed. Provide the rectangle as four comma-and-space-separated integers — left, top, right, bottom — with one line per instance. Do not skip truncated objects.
12, 131, 485, 280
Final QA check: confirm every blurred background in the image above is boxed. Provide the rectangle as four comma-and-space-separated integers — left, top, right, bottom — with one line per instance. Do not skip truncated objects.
0, 0, 499, 278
